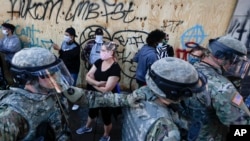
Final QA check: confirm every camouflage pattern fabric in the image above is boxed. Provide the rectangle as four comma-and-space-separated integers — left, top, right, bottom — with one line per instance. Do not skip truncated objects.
0, 87, 70, 141
216, 36, 247, 55
122, 86, 183, 141
11, 47, 56, 68
193, 62, 250, 140
64, 86, 145, 108
146, 117, 180, 141
145, 57, 200, 98
64, 86, 184, 140
171, 85, 213, 141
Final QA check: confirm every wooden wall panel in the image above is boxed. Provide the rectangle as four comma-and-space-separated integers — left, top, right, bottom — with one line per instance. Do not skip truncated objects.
0, 0, 237, 91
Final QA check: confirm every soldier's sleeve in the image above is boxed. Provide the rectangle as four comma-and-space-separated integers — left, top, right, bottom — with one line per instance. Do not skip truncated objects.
146, 117, 181, 141
63, 86, 145, 108
0, 106, 28, 141
212, 82, 250, 125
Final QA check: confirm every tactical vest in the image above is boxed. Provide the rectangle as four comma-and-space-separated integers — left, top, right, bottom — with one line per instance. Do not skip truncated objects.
122, 101, 178, 141
0, 87, 69, 141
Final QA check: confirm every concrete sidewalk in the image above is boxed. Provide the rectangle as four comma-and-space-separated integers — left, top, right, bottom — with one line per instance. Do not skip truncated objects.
69, 106, 122, 141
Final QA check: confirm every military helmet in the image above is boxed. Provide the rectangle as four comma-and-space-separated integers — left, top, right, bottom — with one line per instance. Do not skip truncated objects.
208, 35, 247, 59
12, 47, 57, 68
146, 57, 207, 100
11, 47, 73, 89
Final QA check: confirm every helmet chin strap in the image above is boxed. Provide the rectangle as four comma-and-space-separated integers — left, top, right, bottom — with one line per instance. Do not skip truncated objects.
209, 55, 224, 69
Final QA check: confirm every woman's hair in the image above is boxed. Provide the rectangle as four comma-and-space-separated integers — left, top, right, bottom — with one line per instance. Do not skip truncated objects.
103, 41, 119, 61
103, 41, 118, 51
146, 29, 166, 47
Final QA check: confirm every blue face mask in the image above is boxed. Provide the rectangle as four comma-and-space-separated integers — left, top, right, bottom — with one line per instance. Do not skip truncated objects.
188, 54, 201, 65
157, 43, 163, 48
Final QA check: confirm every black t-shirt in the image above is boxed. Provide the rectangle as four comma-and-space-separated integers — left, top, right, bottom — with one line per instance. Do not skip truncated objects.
88, 59, 121, 93
59, 42, 80, 73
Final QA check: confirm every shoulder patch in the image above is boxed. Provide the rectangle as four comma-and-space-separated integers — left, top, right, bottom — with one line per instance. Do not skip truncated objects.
231, 92, 243, 106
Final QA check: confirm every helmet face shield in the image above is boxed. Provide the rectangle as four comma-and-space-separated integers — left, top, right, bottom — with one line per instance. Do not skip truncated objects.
226, 57, 250, 79
148, 67, 208, 101
30, 60, 74, 92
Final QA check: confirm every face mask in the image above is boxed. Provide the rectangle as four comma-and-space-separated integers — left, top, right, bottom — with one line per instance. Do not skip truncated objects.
188, 54, 201, 65
162, 39, 168, 45
2, 29, 8, 35
157, 43, 163, 48
64, 35, 71, 42
100, 51, 112, 60
95, 35, 103, 43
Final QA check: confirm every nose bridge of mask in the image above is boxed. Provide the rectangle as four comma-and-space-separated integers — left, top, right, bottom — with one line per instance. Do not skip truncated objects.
64, 35, 71, 41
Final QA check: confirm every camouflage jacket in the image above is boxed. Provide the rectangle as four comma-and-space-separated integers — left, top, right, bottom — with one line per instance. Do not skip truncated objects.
64, 86, 186, 140
0, 87, 70, 141
193, 62, 250, 140
122, 86, 186, 141
64, 86, 144, 108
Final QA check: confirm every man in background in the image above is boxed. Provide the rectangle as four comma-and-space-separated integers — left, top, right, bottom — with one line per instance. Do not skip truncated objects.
0, 23, 21, 87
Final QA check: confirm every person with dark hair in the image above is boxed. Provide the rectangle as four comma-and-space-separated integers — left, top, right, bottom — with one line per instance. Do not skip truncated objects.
0, 23, 21, 87
133, 29, 166, 88
156, 33, 175, 59
53, 27, 81, 110
52, 27, 80, 86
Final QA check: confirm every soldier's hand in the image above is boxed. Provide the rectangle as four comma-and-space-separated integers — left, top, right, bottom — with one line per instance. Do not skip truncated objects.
126, 91, 145, 108
63, 86, 83, 103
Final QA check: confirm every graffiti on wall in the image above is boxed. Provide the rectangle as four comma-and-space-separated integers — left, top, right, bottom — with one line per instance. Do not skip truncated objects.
227, 0, 250, 52
0, 19, 53, 49
1, 22, 207, 90
2, 0, 211, 90
15, 24, 53, 49
79, 25, 148, 90
8, 0, 146, 24
176, 24, 207, 60
161, 20, 184, 33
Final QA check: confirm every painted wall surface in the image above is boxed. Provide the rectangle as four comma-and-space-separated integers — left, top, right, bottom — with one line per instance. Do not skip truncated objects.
227, 0, 250, 98
0, 0, 237, 91
227, 0, 250, 53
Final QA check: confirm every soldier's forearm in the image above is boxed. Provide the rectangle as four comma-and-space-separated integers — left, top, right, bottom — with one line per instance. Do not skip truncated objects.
63, 87, 131, 108
86, 92, 131, 108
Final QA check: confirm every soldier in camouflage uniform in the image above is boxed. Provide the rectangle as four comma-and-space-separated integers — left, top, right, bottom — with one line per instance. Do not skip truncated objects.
0, 47, 143, 141
186, 35, 250, 140
64, 57, 208, 141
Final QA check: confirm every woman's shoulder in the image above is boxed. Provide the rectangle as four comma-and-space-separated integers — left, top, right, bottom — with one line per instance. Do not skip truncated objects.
94, 59, 103, 66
